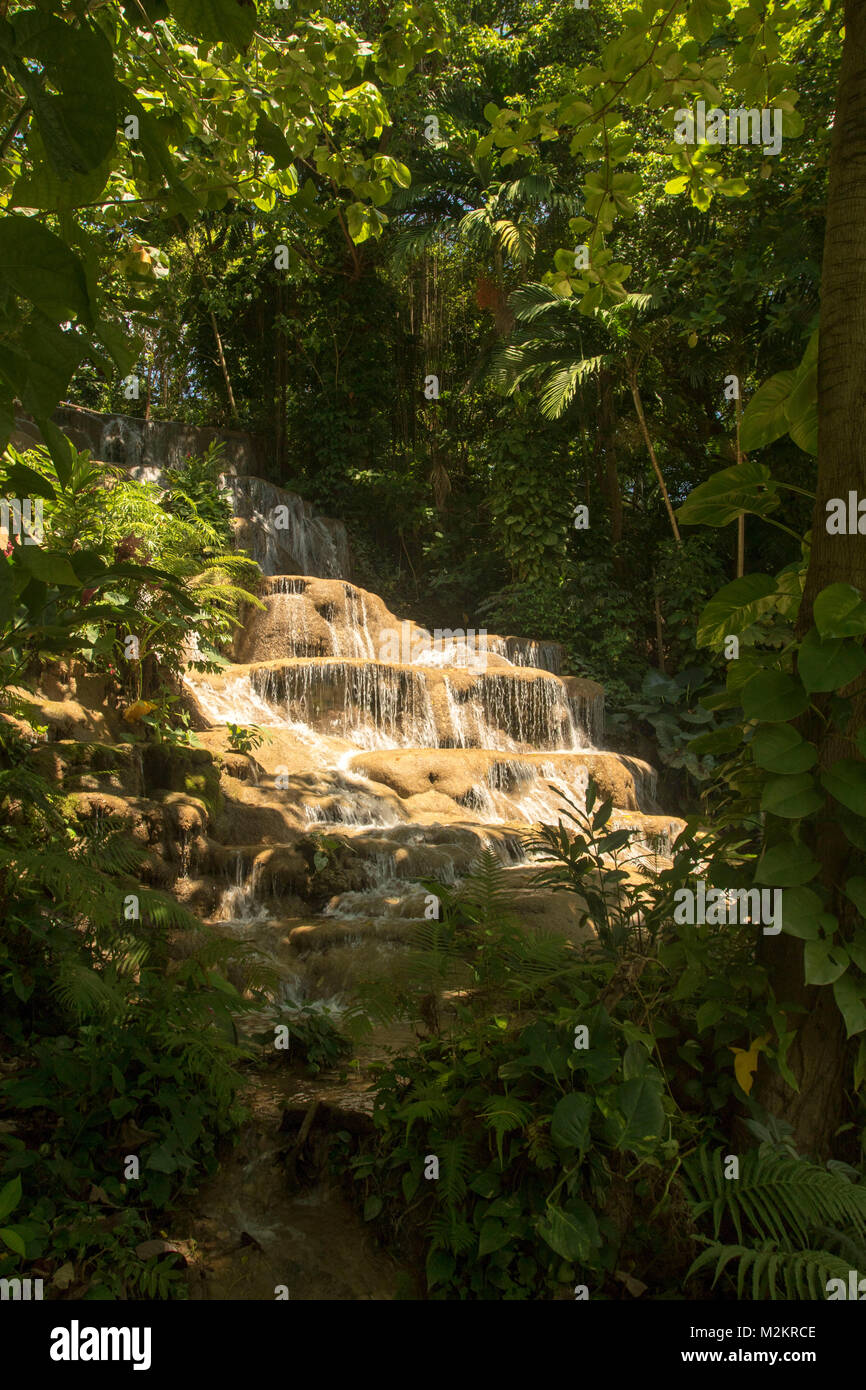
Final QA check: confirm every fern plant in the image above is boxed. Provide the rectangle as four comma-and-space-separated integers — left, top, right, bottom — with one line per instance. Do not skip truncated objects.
684, 1143, 866, 1299
0, 715, 274, 1296
348, 849, 580, 1038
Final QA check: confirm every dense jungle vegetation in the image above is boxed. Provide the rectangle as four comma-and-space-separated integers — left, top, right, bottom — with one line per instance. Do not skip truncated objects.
2, 0, 866, 1311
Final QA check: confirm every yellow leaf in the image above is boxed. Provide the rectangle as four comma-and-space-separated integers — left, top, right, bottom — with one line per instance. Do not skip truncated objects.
730, 1034, 770, 1095
122, 700, 156, 724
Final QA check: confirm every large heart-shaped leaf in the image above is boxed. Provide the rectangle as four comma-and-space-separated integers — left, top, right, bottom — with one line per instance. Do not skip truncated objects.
537, 1199, 600, 1262
678, 459, 780, 528
615, 1076, 664, 1149
798, 629, 866, 694
550, 1092, 593, 1150
822, 760, 866, 816
755, 840, 820, 886
166, 0, 256, 46
0, 218, 91, 323
804, 939, 849, 986
781, 886, 825, 940
741, 670, 808, 722
760, 773, 822, 820
696, 573, 778, 647
750, 723, 817, 774
813, 584, 866, 638
740, 370, 796, 452
834, 972, 866, 1038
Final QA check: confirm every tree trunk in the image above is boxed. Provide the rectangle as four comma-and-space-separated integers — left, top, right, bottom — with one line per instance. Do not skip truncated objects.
275, 280, 286, 474
628, 367, 681, 545
599, 370, 624, 552
756, 0, 866, 1157
654, 591, 665, 673
209, 309, 239, 423
735, 386, 745, 577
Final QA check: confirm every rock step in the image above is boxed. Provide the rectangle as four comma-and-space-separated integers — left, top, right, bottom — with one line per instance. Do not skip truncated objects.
231, 572, 565, 677
185, 656, 603, 752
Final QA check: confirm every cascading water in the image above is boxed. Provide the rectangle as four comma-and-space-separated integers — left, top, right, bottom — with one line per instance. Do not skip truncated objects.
183, 567, 678, 943
225, 478, 350, 579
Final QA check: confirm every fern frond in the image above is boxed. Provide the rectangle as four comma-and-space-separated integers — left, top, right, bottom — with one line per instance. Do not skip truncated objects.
439, 1137, 471, 1206
684, 1146, 866, 1249
687, 1240, 859, 1300
481, 1094, 533, 1163
428, 1211, 476, 1255
52, 958, 124, 1020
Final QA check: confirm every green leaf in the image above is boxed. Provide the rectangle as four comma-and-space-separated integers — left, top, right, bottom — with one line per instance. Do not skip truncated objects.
677, 460, 779, 528
822, 760, 866, 816
798, 630, 866, 694
11, 15, 117, 177
686, 0, 729, 42
741, 670, 808, 722
426, 1247, 455, 1288
688, 725, 745, 755
11, 147, 112, 211
740, 371, 797, 452
781, 886, 825, 940
813, 584, 866, 639
804, 939, 849, 986
696, 999, 726, 1032
206, 970, 238, 995
254, 116, 294, 170
0, 460, 56, 501
478, 1218, 511, 1256
16, 320, 87, 417
363, 1194, 383, 1221
146, 1145, 178, 1174
166, 0, 256, 47
550, 1092, 593, 1150
0, 217, 92, 323
845, 877, 866, 919
785, 361, 818, 456
615, 1076, 664, 1148
94, 321, 140, 378
750, 724, 817, 774
0, 1226, 26, 1256
833, 973, 866, 1038
696, 574, 778, 647
15, 547, 80, 587
537, 1199, 600, 1261
755, 841, 820, 886
0, 1175, 22, 1223
760, 773, 822, 820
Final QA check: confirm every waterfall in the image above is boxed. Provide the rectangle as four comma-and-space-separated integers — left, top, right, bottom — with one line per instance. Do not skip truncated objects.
250, 661, 439, 749
225, 478, 350, 578
473, 672, 580, 750
177, 518, 679, 963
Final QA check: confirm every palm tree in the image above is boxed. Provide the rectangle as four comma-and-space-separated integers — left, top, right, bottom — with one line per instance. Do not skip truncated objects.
488, 284, 682, 546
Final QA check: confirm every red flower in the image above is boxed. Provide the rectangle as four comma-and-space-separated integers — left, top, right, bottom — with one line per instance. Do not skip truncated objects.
114, 533, 147, 563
